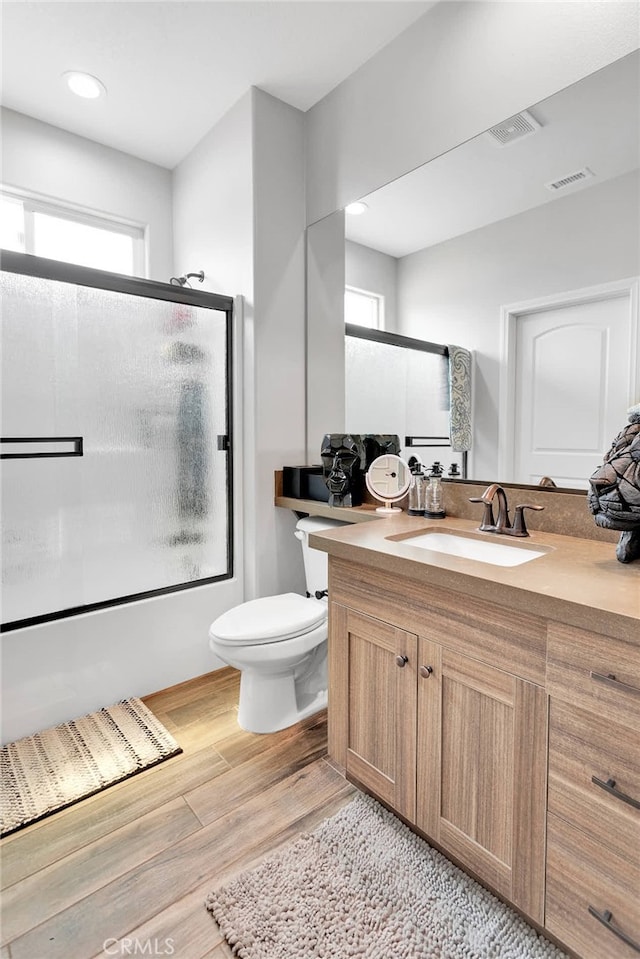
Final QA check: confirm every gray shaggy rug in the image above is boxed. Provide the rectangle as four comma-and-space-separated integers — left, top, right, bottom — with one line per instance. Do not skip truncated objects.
206, 793, 567, 958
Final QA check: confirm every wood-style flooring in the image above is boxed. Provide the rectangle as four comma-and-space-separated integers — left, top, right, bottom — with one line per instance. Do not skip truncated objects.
0, 668, 355, 959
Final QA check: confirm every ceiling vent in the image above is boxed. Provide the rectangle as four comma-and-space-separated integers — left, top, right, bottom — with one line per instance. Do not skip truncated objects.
545, 167, 595, 192
485, 110, 541, 147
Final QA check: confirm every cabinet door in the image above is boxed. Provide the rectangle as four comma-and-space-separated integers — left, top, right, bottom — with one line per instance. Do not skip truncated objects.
329, 604, 417, 821
416, 638, 547, 923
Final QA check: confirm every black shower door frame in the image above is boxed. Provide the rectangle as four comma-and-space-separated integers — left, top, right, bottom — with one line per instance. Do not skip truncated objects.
0, 251, 235, 632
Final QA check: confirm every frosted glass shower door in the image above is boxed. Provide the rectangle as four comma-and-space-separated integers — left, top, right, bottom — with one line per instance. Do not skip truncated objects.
1, 263, 233, 629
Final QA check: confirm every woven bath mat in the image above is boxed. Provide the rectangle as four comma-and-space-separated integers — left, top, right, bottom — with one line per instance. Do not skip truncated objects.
207, 793, 568, 958
1, 698, 182, 836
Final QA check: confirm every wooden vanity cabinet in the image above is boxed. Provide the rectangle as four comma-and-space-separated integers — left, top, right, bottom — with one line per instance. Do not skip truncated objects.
329, 605, 418, 821
545, 622, 640, 959
417, 638, 547, 922
328, 559, 548, 926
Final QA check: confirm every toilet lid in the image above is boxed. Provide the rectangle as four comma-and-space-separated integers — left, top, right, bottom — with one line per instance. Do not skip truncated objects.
210, 593, 327, 645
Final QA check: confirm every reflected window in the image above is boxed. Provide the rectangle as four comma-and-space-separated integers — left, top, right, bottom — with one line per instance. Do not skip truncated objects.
345, 286, 384, 330
0, 191, 145, 276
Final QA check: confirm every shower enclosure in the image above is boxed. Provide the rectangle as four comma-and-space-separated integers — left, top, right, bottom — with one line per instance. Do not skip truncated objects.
345, 324, 467, 476
1, 252, 234, 631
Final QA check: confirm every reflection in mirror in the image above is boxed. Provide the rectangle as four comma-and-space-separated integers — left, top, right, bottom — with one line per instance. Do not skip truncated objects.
341, 52, 640, 491
346, 324, 467, 477
366, 454, 411, 513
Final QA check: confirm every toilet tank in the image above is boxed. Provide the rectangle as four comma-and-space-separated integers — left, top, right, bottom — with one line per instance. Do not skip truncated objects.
294, 517, 348, 596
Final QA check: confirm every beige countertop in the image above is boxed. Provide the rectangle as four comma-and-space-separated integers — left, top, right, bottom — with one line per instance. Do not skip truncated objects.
306, 512, 640, 641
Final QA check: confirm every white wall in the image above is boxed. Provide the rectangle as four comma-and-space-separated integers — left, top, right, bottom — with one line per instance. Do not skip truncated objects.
305, 1, 640, 223
0, 108, 173, 281
172, 89, 254, 669
172, 93, 254, 303
306, 211, 346, 462
174, 88, 308, 602
345, 240, 398, 331
396, 170, 640, 479
174, 87, 308, 599
251, 89, 307, 598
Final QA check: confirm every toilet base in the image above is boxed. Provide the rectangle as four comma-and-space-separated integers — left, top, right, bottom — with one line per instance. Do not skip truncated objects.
237, 668, 327, 734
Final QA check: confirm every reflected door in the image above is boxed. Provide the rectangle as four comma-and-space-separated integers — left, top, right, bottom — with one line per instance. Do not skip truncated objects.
1, 264, 233, 629
511, 285, 637, 488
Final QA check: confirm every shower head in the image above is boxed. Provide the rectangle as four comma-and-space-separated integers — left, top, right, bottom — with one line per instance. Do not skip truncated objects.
169, 270, 205, 288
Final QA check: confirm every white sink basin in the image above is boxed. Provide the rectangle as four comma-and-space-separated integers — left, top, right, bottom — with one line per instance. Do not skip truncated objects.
390, 530, 549, 567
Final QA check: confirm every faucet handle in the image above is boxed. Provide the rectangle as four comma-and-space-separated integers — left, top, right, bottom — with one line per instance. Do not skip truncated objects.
469, 496, 495, 531
512, 504, 544, 537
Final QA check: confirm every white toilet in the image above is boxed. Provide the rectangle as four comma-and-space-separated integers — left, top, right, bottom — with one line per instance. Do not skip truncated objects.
208, 516, 347, 734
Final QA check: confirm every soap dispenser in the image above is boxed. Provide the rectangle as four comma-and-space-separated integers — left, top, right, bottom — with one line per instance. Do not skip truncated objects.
408, 463, 426, 515
425, 462, 446, 519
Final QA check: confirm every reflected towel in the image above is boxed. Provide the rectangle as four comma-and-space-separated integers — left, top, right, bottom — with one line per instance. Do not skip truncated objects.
448, 345, 472, 452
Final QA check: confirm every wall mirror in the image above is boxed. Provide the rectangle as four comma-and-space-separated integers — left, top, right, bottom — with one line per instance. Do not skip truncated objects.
307, 51, 640, 492
365, 454, 411, 513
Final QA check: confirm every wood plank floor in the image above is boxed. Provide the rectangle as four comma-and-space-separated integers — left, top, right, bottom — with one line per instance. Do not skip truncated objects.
0, 668, 355, 959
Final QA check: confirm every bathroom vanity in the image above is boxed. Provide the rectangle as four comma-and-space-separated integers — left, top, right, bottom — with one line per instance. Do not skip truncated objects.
307, 515, 639, 959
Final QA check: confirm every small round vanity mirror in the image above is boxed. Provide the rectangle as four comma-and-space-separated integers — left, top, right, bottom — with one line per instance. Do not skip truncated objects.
365, 454, 411, 513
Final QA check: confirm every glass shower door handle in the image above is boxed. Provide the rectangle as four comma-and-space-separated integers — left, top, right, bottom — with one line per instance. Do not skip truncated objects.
0, 436, 83, 459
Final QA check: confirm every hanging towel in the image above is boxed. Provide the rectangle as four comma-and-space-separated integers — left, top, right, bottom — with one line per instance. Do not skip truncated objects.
447, 345, 473, 452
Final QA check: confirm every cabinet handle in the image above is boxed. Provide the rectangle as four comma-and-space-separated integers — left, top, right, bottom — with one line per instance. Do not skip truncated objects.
590, 671, 640, 697
395, 655, 409, 668
588, 906, 640, 953
419, 665, 433, 679
591, 775, 640, 810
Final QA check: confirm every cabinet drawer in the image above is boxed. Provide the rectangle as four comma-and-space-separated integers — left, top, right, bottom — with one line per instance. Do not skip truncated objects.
546, 812, 640, 959
547, 623, 640, 729
548, 699, 640, 863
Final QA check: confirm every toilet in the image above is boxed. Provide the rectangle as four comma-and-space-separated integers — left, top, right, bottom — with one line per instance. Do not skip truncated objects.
208, 516, 347, 734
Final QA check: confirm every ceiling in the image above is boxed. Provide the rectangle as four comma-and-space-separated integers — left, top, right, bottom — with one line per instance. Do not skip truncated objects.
0, 0, 434, 170
346, 50, 640, 257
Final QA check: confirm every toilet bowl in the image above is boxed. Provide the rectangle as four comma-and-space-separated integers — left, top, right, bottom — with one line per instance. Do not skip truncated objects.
208, 516, 347, 733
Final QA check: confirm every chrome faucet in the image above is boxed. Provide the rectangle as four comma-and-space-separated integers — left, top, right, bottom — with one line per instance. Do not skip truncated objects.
470, 484, 544, 537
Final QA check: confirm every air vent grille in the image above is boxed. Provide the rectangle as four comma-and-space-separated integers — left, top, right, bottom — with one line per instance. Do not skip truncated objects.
545, 167, 595, 192
485, 110, 541, 147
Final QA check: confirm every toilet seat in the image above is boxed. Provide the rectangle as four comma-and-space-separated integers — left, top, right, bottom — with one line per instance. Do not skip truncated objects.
209, 592, 327, 646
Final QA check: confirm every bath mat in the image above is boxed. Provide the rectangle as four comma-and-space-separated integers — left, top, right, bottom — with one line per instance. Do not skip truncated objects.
207, 793, 568, 958
0, 698, 182, 837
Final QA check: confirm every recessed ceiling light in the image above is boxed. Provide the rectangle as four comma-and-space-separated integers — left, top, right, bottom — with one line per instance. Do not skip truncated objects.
345, 201, 368, 216
63, 71, 106, 100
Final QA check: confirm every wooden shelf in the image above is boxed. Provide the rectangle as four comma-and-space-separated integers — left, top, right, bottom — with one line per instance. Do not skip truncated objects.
274, 470, 381, 523
275, 495, 380, 523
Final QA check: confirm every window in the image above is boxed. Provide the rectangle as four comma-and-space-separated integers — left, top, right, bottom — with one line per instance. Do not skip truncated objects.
0, 190, 145, 276
345, 286, 384, 330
